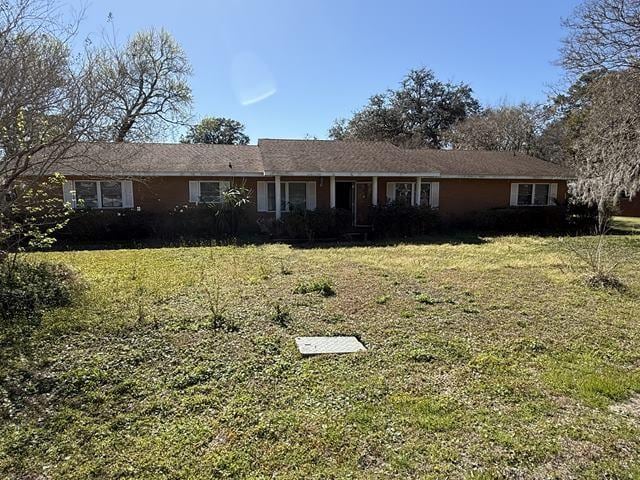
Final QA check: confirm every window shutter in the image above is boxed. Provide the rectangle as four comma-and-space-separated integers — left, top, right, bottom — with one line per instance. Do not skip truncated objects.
257, 181, 268, 212
386, 182, 396, 203
510, 183, 519, 206
430, 182, 439, 208
549, 183, 558, 205
306, 181, 316, 210
189, 181, 200, 204
122, 180, 134, 208
62, 180, 75, 208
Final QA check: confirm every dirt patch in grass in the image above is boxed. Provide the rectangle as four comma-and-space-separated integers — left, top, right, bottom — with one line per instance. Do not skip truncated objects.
610, 394, 640, 419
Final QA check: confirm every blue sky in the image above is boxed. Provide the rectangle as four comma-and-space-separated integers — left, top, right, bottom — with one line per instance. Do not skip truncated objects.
77, 0, 581, 143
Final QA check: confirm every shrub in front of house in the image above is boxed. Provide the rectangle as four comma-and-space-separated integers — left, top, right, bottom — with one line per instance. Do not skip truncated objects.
279, 208, 353, 240
565, 199, 599, 233
58, 209, 155, 242
450, 206, 568, 233
58, 204, 251, 243
371, 203, 441, 237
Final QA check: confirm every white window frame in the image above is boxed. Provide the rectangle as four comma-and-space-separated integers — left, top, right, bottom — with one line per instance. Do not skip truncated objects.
512, 183, 556, 207
189, 180, 230, 205
71, 180, 130, 209
267, 181, 307, 212
386, 180, 439, 208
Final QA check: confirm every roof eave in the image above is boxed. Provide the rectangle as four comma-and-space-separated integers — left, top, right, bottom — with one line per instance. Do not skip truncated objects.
262, 171, 441, 177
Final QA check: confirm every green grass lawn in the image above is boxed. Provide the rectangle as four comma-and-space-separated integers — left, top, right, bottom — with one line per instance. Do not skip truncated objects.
2, 234, 640, 479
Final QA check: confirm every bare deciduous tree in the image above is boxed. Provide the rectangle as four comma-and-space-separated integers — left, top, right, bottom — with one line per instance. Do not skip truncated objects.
445, 103, 543, 153
0, 0, 113, 256
102, 28, 193, 142
561, 0, 640, 74
572, 70, 640, 231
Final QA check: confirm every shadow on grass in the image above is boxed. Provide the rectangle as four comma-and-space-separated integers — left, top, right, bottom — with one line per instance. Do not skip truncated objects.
46, 234, 489, 252
44, 229, 587, 252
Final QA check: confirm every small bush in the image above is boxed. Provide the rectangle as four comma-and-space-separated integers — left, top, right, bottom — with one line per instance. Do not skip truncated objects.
270, 303, 291, 327
294, 279, 335, 297
201, 277, 238, 332
415, 293, 440, 305
0, 259, 85, 325
375, 295, 391, 305
560, 233, 630, 291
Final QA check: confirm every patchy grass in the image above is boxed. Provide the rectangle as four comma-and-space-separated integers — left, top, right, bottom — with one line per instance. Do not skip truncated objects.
2, 233, 640, 478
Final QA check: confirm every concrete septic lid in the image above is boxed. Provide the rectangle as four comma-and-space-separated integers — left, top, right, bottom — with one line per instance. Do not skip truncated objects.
295, 336, 366, 356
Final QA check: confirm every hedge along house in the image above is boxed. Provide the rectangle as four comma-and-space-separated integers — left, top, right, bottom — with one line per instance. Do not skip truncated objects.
54, 139, 573, 230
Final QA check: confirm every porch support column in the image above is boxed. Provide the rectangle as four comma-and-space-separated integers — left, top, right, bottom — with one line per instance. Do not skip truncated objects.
415, 176, 422, 206
275, 175, 282, 220
372, 176, 378, 206
329, 175, 336, 208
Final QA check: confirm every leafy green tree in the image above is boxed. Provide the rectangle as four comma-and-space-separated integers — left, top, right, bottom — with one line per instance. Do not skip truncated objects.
329, 68, 479, 148
181, 117, 249, 145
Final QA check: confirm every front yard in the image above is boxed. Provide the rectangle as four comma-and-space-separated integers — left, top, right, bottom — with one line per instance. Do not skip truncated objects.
2, 233, 640, 478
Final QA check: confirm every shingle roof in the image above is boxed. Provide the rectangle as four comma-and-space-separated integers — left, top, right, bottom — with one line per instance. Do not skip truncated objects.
52, 142, 262, 176
50, 139, 573, 179
405, 148, 573, 178
257, 138, 438, 175
258, 139, 572, 178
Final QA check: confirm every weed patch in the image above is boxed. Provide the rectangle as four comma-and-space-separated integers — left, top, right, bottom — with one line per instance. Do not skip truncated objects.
294, 279, 335, 297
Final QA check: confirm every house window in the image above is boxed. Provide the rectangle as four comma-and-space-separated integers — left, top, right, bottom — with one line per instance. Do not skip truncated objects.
100, 181, 123, 208
288, 183, 307, 210
420, 182, 431, 207
533, 184, 549, 206
200, 181, 222, 203
394, 183, 413, 205
267, 182, 308, 212
76, 181, 125, 209
75, 181, 99, 208
517, 183, 550, 206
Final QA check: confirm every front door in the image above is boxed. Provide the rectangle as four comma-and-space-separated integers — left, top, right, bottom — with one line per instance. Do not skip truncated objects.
355, 182, 372, 226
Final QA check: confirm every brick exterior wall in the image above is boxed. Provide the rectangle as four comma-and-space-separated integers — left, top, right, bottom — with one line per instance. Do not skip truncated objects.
619, 195, 640, 217
62, 175, 569, 220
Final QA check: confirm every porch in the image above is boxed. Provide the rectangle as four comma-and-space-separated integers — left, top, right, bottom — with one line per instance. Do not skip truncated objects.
263, 175, 440, 228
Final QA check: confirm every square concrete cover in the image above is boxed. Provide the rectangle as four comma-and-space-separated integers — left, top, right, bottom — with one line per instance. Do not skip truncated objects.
295, 336, 366, 355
